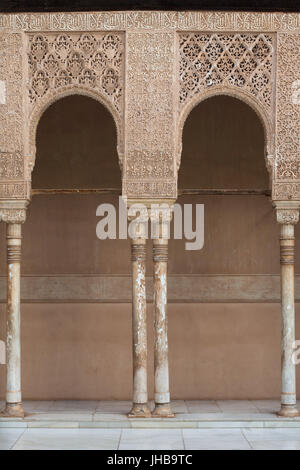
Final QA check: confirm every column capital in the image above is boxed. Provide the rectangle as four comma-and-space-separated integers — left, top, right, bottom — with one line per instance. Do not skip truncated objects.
0, 201, 28, 224
273, 201, 300, 225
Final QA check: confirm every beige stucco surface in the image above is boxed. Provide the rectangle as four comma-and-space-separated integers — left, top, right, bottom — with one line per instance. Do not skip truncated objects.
0, 302, 299, 400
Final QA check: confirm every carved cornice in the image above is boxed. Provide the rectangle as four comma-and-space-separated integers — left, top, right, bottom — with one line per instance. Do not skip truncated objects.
0, 12, 300, 33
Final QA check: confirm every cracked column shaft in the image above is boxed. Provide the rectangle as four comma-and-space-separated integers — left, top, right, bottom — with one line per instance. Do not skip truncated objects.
4, 223, 24, 418
128, 222, 150, 418
152, 220, 174, 418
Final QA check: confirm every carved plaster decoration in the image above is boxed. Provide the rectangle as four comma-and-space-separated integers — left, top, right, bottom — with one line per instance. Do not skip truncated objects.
1, 12, 300, 33
26, 32, 124, 170
273, 33, 300, 201
0, 209, 27, 224
179, 33, 274, 111
276, 209, 299, 225
123, 32, 177, 199
177, 32, 275, 171
292, 80, 300, 105
274, 200, 300, 224
0, 32, 26, 200
0, 12, 299, 203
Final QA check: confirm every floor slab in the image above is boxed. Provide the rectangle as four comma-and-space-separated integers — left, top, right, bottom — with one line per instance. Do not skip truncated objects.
12, 428, 121, 450
119, 429, 184, 450
183, 428, 251, 450
0, 429, 26, 450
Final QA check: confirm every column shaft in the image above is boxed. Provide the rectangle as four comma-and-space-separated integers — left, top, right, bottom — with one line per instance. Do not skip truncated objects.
278, 223, 299, 417
128, 235, 150, 417
4, 223, 24, 417
152, 237, 174, 417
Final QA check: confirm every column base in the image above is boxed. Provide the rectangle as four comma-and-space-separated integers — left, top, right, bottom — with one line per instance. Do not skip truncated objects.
2, 402, 24, 418
277, 404, 300, 418
152, 403, 175, 418
128, 403, 151, 418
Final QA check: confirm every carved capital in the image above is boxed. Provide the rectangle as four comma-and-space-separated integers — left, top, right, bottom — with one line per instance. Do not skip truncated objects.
274, 201, 300, 225
0, 208, 26, 224
276, 209, 299, 225
0, 200, 28, 224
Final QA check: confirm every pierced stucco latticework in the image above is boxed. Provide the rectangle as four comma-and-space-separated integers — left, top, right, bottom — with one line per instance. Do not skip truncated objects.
26, 31, 125, 172
179, 33, 274, 109
28, 33, 123, 114
177, 32, 275, 171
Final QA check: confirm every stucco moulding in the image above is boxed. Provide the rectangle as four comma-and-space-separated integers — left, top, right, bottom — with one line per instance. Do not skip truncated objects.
0, 11, 300, 33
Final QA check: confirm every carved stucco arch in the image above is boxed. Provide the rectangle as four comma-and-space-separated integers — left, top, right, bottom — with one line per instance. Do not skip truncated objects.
26, 85, 124, 180
177, 86, 275, 180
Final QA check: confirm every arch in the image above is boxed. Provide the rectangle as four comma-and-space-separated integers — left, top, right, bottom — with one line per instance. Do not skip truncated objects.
26, 85, 124, 176
177, 86, 274, 175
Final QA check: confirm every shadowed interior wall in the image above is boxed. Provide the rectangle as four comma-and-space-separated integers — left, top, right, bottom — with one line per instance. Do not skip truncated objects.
32, 95, 121, 189
0, 94, 299, 400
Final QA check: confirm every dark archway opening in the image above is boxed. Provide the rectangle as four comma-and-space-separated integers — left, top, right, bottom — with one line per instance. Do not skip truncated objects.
32, 95, 121, 189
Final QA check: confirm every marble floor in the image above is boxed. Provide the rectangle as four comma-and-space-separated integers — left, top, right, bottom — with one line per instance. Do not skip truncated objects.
1, 400, 300, 449
2, 427, 300, 450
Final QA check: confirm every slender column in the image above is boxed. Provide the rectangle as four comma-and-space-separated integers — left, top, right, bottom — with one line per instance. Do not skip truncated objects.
152, 213, 174, 418
4, 223, 24, 417
276, 204, 300, 417
128, 221, 150, 418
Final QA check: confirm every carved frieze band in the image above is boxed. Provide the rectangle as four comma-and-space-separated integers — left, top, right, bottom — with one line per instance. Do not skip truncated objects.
1, 12, 300, 32
124, 32, 176, 199
273, 33, 300, 201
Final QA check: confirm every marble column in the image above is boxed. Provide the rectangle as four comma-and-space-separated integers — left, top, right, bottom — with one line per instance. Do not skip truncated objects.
152, 213, 174, 417
128, 221, 150, 418
276, 203, 300, 417
4, 222, 24, 417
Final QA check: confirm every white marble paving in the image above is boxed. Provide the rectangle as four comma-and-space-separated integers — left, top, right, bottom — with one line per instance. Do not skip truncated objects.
242, 428, 300, 450
0, 407, 300, 449
0, 429, 25, 450
186, 400, 220, 413
96, 401, 132, 413
243, 428, 300, 441
183, 428, 251, 450
49, 400, 98, 412
12, 428, 121, 450
119, 429, 184, 450
217, 400, 259, 413
24, 411, 93, 421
